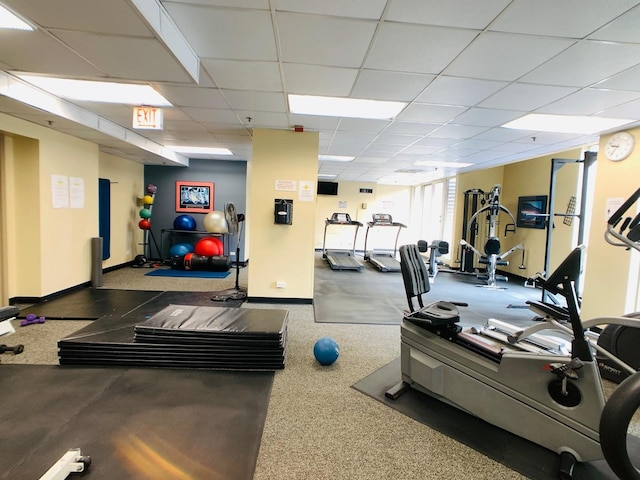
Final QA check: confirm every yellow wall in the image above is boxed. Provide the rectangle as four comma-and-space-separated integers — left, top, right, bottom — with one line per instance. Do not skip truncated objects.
582, 127, 640, 318
500, 148, 583, 278
0, 113, 144, 300
315, 182, 411, 252
247, 129, 319, 300
98, 152, 145, 268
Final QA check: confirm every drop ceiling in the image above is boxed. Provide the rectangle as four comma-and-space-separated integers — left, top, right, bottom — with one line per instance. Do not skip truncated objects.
1, 0, 640, 185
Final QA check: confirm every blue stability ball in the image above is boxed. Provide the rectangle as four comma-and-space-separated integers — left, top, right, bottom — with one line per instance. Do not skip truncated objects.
173, 214, 197, 231
313, 337, 340, 366
169, 242, 193, 257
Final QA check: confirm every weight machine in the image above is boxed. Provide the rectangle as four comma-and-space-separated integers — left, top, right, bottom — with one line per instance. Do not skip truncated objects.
459, 184, 525, 288
388, 187, 640, 479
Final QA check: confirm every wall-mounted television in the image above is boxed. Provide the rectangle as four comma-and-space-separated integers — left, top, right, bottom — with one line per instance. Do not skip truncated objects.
516, 195, 548, 229
317, 181, 338, 196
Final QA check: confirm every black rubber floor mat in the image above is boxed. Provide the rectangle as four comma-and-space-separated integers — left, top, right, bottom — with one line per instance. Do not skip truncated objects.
0, 365, 273, 480
352, 358, 624, 480
18, 289, 163, 319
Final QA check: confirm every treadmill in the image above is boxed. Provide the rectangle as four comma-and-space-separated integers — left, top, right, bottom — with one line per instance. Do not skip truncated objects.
363, 213, 406, 272
322, 213, 364, 271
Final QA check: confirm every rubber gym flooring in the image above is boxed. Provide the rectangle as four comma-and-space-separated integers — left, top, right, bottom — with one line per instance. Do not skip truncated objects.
314, 251, 542, 327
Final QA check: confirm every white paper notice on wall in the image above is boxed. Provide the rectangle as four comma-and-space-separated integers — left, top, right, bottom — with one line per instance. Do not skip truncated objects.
51, 174, 69, 208
275, 179, 297, 191
338, 201, 347, 209
69, 177, 85, 208
298, 180, 314, 201
605, 197, 625, 221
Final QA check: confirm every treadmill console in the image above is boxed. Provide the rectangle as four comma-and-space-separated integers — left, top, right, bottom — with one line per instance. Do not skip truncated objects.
330, 212, 352, 224
372, 213, 393, 225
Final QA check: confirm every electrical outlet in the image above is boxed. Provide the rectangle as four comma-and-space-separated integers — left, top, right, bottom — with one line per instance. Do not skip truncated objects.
276, 281, 286, 288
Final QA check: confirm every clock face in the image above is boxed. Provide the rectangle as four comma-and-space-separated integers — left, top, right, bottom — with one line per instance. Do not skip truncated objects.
605, 131, 635, 161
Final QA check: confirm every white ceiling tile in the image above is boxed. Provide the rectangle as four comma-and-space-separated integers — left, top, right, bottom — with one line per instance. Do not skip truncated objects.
490, 0, 640, 38
384, 121, 439, 135
288, 114, 340, 130
396, 103, 467, 123
451, 108, 524, 127
337, 118, 391, 133
429, 124, 488, 138
371, 133, 421, 146
366, 23, 478, 74
589, 6, 640, 43
352, 70, 435, 101
385, 0, 511, 29
598, 98, 640, 119
444, 32, 575, 81
522, 41, 640, 88
277, 13, 377, 67
156, 85, 228, 108
4, 0, 154, 35
201, 59, 282, 91
473, 128, 533, 142
416, 76, 507, 106
0, 30, 104, 77
479, 83, 578, 111
236, 111, 289, 128
283, 64, 358, 96
53, 30, 192, 82
351, 156, 390, 164
163, 0, 269, 8
537, 88, 640, 115
182, 107, 241, 124
164, 4, 277, 60
595, 64, 640, 92
275, 0, 387, 19
222, 90, 286, 112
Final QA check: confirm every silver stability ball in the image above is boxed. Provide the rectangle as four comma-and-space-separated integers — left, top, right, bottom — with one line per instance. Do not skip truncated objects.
203, 210, 229, 234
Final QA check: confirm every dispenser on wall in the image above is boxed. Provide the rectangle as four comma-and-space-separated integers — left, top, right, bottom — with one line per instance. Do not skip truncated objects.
274, 199, 293, 225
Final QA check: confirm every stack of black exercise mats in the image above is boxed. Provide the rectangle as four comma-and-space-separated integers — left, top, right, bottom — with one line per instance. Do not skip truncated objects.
58, 305, 288, 371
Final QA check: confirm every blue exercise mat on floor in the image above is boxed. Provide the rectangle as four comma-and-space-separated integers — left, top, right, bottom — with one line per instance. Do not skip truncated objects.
145, 269, 230, 279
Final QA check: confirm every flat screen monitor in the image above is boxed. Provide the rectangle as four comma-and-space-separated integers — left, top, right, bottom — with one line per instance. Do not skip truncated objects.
516, 195, 548, 229
317, 181, 338, 196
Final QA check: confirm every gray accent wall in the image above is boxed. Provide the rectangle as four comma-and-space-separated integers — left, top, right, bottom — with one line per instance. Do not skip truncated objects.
145, 159, 247, 262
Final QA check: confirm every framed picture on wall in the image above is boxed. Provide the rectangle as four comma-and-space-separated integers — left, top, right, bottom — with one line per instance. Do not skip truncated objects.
175, 181, 214, 213
516, 195, 548, 229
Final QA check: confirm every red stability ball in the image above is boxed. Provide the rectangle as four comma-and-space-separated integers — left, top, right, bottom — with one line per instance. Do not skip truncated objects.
194, 236, 223, 257
138, 219, 151, 230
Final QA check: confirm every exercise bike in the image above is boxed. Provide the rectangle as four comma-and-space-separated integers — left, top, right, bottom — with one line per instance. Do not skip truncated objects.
388, 187, 640, 480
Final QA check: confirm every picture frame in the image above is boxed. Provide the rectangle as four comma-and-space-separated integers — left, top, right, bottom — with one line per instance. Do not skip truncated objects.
516, 195, 548, 229
175, 181, 214, 213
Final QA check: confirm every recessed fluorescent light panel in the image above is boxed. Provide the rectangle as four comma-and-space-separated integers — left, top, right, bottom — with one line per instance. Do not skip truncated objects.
16, 75, 171, 106
502, 114, 634, 135
169, 146, 233, 155
319, 155, 355, 162
0, 5, 33, 30
414, 160, 472, 168
289, 94, 406, 120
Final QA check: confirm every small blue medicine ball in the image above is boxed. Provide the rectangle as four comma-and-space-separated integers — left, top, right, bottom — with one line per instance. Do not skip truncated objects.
314, 337, 340, 366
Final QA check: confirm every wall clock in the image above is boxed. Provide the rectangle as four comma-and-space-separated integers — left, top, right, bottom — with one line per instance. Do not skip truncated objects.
605, 131, 635, 162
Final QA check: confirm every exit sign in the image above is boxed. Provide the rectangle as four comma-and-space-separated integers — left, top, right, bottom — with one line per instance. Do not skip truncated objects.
133, 106, 163, 130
